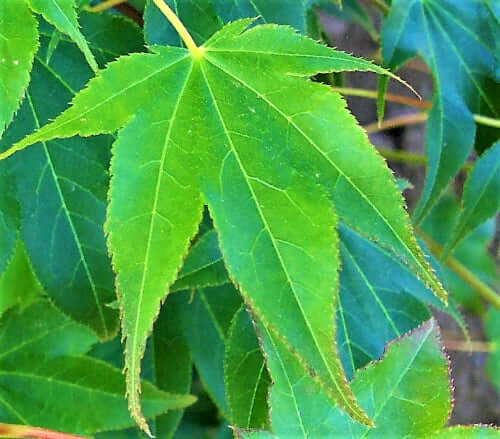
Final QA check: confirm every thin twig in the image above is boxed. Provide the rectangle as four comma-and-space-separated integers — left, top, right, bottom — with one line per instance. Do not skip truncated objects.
419, 232, 500, 310
364, 112, 428, 133
443, 339, 495, 353
0, 423, 87, 439
333, 86, 500, 129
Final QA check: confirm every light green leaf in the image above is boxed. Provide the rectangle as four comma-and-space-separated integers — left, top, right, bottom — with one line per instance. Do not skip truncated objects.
172, 229, 229, 292
255, 319, 450, 438
0, 21, 445, 430
225, 306, 270, 430
382, 0, 500, 222
0, 238, 42, 316
428, 426, 500, 438
443, 141, 500, 256
0, 0, 38, 137
0, 300, 195, 435
27, 0, 98, 72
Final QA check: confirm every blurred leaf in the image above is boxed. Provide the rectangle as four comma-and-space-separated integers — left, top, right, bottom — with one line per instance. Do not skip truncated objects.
382, 0, 500, 222
444, 141, 500, 256
421, 193, 498, 312
225, 307, 270, 430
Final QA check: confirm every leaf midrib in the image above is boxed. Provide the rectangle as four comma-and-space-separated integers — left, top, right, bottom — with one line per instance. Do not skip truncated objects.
127, 56, 195, 411
200, 59, 360, 415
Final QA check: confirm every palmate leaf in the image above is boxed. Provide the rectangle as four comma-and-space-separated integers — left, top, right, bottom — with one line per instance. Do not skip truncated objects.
443, 141, 500, 256
381, 0, 500, 222
0, 0, 39, 137
0, 19, 446, 432
0, 300, 195, 436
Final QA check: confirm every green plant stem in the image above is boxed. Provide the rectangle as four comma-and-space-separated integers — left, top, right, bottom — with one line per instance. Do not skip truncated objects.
152, 0, 203, 57
419, 232, 500, 310
332, 86, 500, 129
0, 423, 87, 439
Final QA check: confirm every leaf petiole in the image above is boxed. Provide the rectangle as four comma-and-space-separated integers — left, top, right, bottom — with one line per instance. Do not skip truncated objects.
152, 0, 203, 57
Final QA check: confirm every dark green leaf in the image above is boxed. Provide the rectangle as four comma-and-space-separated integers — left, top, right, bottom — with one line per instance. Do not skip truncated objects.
444, 140, 500, 256
225, 306, 270, 429
382, 0, 500, 222
253, 319, 450, 438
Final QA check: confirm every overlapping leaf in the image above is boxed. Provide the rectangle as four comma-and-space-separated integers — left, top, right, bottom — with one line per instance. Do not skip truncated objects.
382, 0, 500, 222
0, 300, 195, 436
27, 0, 98, 71
443, 141, 500, 256
239, 319, 451, 438
0, 12, 144, 339
0, 19, 448, 432
225, 306, 270, 430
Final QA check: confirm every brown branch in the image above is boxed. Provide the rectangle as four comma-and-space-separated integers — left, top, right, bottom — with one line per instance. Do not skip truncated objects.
363, 112, 428, 133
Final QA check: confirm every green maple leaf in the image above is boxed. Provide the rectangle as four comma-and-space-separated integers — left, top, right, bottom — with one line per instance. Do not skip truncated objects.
0, 300, 195, 435
0, 16, 447, 433
381, 0, 500, 222
238, 318, 500, 439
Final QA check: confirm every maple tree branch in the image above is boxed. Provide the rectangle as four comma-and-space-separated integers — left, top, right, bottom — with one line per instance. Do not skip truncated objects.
442, 339, 494, 353
0, 423, 87, 439
419, 232, 500, 310
85, 0, 127, 12
375, 147, 472, 171
364, 112, 428, 133
152, 0, 202, 57
333, 86, 500, 128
